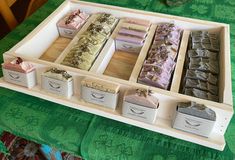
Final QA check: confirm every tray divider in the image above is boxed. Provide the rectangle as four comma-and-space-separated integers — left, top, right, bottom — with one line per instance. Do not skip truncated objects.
170, 30, 190, 92
129, 24, 157, 82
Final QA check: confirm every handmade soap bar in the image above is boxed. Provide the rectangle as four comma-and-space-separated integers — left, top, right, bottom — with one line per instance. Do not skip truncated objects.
184, 88, 219, 102
185, 69, 217, 85
138, 23, 182, 90
2, 57, 36, 88
41, 68, 73, 98
191, 31, 220, 51
173, 102, 216, 137
185, 79, 218, 95
188, 49, 217, 60
81, 78, 120, 109
57, 9, 89, 38
122, 89, 159, 124
181, 30, 220, 102
115, 18, 151, 53
94, 13, 118, 29
61, 13, 118, 70
189, 57, 219, 74
124, 18, 151, 27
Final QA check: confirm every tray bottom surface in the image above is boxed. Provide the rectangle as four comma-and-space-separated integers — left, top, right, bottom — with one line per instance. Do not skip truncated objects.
104, 51, 139, 80
40, 37, 71, 62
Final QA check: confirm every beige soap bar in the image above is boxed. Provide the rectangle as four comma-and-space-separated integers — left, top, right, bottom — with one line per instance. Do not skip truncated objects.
81, 78, 120, 94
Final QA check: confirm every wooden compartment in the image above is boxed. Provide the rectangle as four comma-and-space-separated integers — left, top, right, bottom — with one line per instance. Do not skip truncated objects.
103, 22, 157, 80
0, 0, 233, 151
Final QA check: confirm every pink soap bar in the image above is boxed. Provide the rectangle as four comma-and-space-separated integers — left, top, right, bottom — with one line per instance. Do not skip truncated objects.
2, 57, 35, 73
116, 34, 145, 45
57, 9, 89, 30
118, 28, 147, 39
124, 89, 159, 108
138, 74, 170, 90
124, 18, 151, 27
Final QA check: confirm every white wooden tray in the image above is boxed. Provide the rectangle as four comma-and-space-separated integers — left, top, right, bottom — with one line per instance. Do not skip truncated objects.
0, 0, 233, 151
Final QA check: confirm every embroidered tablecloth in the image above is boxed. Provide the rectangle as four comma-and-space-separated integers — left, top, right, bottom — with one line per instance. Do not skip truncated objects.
0, 0, 234, 159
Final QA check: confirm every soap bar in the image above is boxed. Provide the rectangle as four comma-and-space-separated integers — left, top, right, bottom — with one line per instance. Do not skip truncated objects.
185, 78, 218, 95
116, 34, 145, 45
2, 57, 35, 73
185, 69, 218, 85
42, 68, 72, 82
2, 57, 36, 88
191, 31, 220, 51
173, 101, 216, 137
57, 9, 89, 30
138, 72, 170, 89
138, 23, 182, 90
177, 102, 216, 121
115, 18, 151, 53
81, 78, 120, 110
124, 89, 159, 108
187, 49, 217, 59
61, 13, 118, 70
57, 9, 89, 38
124, 18, 151, 27
41, 68, 73, 98
184, 88, 219, 102
122, 88, 159, 124
95, 13, 118, 29
121, 23, 150, 32
118, 28, 148, 39
86, 23, 112, 38
81, 78, 120, 94
188, 57, 219, 74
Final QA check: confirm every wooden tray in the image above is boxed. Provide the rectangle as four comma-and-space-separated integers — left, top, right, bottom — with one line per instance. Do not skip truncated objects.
0, 0, 233, 151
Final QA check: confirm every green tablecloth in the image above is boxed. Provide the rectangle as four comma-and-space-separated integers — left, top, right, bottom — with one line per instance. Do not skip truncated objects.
0, 0, 234, 159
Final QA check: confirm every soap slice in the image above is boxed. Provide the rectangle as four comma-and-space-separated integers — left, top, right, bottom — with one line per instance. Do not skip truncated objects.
124, 89, 159, 108
57, 9, 89, 30
42, 68, 72, 82
2, 57, 35, 73
118, 28, 148, 39
81, 78, 120, 94
124, 18, 151, 27
116, 34, 145, 45
177, 102, 216, 121
121, 23, 150, 32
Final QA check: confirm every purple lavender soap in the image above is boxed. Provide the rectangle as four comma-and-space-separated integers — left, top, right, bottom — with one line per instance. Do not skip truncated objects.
138, 23, 182, 90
